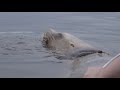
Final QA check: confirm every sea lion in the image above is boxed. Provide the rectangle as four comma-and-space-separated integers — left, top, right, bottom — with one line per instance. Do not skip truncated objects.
41, 28, 107, 60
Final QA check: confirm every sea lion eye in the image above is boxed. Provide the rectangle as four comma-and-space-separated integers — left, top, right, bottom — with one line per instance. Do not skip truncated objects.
70, 44, 74, 47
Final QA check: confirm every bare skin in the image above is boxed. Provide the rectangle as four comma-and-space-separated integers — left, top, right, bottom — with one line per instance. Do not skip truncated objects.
84, 54, 120, 78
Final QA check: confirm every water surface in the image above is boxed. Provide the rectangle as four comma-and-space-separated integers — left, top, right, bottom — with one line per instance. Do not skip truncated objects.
0, 12, 120, 78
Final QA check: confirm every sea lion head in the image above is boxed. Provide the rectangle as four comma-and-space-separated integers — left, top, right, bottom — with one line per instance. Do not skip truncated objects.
41, 28, 109, 59
41, 28, 94, 52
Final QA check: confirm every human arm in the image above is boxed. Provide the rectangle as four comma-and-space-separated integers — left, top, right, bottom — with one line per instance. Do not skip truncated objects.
84, 53, 120, 78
